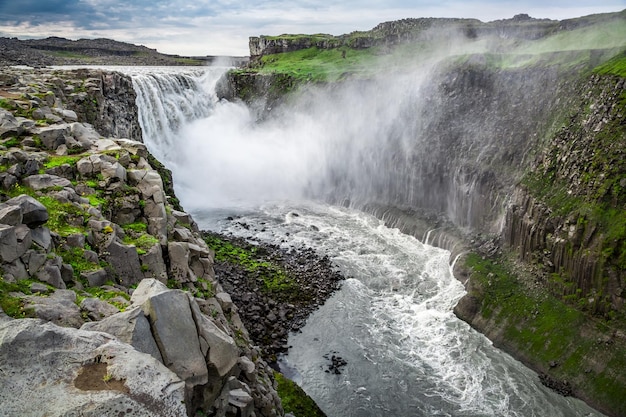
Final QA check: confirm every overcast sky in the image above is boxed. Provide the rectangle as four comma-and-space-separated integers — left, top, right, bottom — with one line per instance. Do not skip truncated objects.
0, 1, 624, 56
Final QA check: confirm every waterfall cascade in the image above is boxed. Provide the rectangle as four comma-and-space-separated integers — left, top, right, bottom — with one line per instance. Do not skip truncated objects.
128, 62, 563, 244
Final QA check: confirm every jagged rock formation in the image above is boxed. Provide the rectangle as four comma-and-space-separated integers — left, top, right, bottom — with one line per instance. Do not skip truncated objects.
0, 67, 283, 417
504, 74, 626, 313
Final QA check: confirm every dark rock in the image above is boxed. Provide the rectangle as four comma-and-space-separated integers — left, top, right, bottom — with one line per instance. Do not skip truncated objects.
4, 194, 49, 228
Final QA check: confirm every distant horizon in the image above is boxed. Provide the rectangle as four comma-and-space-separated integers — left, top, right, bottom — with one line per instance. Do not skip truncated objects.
0, 1, 623, 56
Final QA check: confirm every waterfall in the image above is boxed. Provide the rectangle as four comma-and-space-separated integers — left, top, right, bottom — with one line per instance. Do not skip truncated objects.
127, 62, 562, 238
129, 67, 229, 164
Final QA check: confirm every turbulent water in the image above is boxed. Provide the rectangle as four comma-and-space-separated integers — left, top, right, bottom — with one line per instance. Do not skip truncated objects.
126, 66, 604, 417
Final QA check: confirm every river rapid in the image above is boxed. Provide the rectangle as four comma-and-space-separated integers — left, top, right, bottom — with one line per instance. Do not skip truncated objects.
123, 66, 604, 417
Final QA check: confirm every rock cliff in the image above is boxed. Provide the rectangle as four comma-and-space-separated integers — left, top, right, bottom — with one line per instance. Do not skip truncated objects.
0, 67, 283, 417
453, 70, 626, 416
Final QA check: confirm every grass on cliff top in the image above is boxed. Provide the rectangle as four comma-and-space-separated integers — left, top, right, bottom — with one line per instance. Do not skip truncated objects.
251, 46, 381, 82
463, 253, 626, 415
594, 50, 626, 77
249, 15, 626, 82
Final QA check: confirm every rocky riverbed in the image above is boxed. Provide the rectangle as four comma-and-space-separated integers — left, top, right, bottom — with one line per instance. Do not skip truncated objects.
204, 230, 344, 363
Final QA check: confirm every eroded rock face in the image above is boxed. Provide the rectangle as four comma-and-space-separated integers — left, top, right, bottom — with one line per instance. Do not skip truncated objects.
0, 318, 187, 417
83, 279, 248, 416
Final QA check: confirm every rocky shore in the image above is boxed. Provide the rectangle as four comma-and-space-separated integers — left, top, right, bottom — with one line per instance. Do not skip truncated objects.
204, 231, 344, 363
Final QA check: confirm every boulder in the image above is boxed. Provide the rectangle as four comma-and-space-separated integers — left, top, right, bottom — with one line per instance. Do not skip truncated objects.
37, 125, 69, 150
22, 174, 72, 190
79, 297, 121, 321
22, 289, 82, 327
104, 240, 143, 287
23, 249, 47, 274
30, 226, 52, 250
35, 257, 66, 289
14, 224, 32, 259
0, 204, 22, 226
82, 306, 163, 363
139, 243, 168, 283
114, 138, 148, 158
81, 268, 108, 287
0, 224, 18, 263
52, 107, 78, 122
188, 294, 238, 377
0, 109, 22, 138
0, 319, 187, 416
4, 194, 48, 228
2, 259, 28, 280
70, 122, 100, 148
142, 289, 209, 386
168, 241, 193, 283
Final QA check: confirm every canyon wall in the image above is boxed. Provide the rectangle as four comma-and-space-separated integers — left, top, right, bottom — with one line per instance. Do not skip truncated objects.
0, 67, 284, 417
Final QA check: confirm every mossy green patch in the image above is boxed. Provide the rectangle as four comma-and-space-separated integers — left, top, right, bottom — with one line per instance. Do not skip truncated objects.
254, 46, 380, 82
0, 278, 50, 318
58, 246, 100, 280
204, 234, 297, 297
462, 253, 626, 415
83, 286, 130, 311
43, 154, 83, 170
594, 49, 626, 77
122, 222, 158, 255
274, 372, 326, 417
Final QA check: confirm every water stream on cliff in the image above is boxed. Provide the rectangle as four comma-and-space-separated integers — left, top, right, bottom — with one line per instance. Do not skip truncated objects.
128, 67, 603, 417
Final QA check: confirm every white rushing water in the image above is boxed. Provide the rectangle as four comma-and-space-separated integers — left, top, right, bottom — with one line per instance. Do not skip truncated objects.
127, 66, 604, 417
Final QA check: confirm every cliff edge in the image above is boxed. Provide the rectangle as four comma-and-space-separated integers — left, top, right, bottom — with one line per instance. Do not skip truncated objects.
0, 67, 283, 417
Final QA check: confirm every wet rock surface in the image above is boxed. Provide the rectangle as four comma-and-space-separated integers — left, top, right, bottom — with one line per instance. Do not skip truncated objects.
205, 231, 344, 362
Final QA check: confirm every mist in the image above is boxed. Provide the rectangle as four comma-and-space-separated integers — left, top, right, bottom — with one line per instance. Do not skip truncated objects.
133, 27, 568, 232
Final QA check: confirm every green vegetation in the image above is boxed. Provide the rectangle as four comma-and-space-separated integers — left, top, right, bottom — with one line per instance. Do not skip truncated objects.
274, 372, 327, 417
594, 50, 626, 77
253, 46, 380, 82
43, 154, 83, 170
83, 286, 129, 311
5, 185, 88, 237
204, 234, 297, 296
46, 50, 92, 60
0, 278, 46, 318
462, 253, 626, 415
58, 246, 100, 280
122, 222, 158, 255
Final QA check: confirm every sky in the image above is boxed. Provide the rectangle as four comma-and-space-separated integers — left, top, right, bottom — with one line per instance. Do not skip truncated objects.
0, 1, 624, 56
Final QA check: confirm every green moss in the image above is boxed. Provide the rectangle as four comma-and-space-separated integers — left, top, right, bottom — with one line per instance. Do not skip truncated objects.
0, 278, 50, 318
122, 222, 147, 233
204, 234, 297, 296
594, 51, 626, 77
122, 223, 158, 255
58, 246, 99, 279
463, 253, 626, 415
2, 136, 22, 148
43, 154, 83, 170
274, 372, 326, 417
37, 195, 87, 236
83, 286, 129, 311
